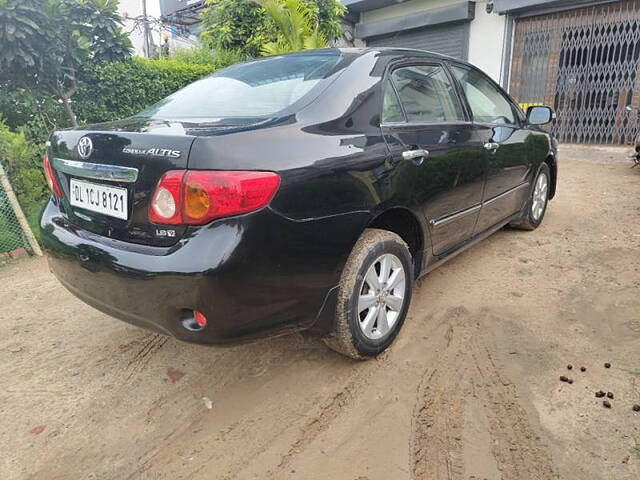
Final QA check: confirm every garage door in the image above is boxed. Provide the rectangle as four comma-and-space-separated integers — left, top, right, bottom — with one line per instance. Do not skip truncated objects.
367, 23, 470, 60
510, 0, 640, 144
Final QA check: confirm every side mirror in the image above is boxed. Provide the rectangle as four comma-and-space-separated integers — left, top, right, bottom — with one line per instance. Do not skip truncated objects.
527, 106, 555, 125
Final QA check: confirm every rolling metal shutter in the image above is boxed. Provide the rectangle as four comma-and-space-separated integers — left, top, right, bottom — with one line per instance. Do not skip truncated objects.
367, 23, 470, 60
509, 0, 640, 144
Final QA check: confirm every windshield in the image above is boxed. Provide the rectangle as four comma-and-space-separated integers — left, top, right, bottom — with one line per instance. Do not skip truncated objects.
138, 52, 342, 119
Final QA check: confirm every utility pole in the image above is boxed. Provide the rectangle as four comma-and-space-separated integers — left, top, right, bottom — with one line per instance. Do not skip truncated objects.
141, 0, 151, 58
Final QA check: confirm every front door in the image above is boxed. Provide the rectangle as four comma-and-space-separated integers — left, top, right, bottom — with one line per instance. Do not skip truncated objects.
380, 62, 487, 256
449, 64, 532, 233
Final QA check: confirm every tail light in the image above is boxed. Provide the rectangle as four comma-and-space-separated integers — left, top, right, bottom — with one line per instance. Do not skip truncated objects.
43, 155, 62, 198
149, 170, 280, 225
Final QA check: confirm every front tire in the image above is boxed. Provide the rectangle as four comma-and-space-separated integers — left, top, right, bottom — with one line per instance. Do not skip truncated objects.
323, 228, 413, 360
510, 163, 551, 231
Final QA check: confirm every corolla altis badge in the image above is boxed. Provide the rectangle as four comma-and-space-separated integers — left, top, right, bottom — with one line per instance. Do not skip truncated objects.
123, 147, 181, 158
77, 137, 93, 159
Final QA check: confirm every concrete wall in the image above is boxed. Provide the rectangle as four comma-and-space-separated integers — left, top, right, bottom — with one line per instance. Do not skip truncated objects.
119, 0, 160, 57
357, 0, 508, 83
118, 0, 196, 57
468, 2, 507, 83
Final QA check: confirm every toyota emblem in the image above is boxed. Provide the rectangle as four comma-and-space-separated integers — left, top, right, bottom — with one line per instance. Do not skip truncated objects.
77, 137, 93, 159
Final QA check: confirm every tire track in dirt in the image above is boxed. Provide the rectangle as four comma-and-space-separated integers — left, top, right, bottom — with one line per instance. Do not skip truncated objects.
272, 379, 361, 476
250, 356, 385, 480
469, 341, 557, 480
410, 307, 470, 480
410, 307, 556, 480
124, 339, 376, 480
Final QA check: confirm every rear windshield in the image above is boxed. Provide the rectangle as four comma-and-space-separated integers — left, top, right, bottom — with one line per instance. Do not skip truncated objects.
138, 52, 342, 119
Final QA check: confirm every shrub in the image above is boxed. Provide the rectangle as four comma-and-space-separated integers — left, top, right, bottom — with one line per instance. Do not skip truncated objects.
200, 0, 345, 58
0, 120, 47, 241
169, 45, 218, 65
0, 121, 45, 208
74, 58, 216, 124
200, 0, 272, 58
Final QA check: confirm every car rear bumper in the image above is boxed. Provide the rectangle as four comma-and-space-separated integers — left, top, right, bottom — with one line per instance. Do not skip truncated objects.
40, 199, 368, 344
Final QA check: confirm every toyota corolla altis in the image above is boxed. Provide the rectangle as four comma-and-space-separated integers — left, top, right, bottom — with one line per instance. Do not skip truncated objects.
41, 48, 557, 359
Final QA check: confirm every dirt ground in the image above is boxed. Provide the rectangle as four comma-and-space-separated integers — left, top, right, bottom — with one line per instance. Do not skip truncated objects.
1, 145, 640, 480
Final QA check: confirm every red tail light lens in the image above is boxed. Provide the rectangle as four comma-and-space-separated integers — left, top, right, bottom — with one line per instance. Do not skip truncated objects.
149, 170, 280, 226
42, 155, 62, 198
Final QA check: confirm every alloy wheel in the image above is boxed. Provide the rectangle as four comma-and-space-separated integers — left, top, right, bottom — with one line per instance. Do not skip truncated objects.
531, 172, 549, 221
357, 253, 406, 340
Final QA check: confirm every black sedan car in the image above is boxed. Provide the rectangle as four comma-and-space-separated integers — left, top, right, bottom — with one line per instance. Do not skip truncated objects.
41, 48, 557, 359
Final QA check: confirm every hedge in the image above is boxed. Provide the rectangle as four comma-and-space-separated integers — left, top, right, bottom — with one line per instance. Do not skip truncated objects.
75, 58, 216, 124
0, 57, 218, 242
0, 121, 47, 240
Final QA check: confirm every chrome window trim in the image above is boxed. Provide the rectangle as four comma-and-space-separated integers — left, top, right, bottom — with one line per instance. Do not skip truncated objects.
52, 158, 139, 183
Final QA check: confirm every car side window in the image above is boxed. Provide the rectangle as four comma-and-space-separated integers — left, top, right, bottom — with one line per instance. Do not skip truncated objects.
385, 64, 464, 124
450, 65, 517, 126
382, 80, 405, 123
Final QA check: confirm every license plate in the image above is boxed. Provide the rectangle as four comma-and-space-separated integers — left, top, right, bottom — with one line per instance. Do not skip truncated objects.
69, 178, 128, 220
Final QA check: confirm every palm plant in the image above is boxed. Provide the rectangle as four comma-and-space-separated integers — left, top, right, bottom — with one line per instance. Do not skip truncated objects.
256, 0, 327, 55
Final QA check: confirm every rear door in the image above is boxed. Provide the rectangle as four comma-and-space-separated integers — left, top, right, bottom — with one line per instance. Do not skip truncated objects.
380, 60, 487, 256
448, 64, 532, 233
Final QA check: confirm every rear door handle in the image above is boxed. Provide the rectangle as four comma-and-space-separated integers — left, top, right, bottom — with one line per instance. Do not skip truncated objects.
484, 142, 500, 152
402, 149, 429, 162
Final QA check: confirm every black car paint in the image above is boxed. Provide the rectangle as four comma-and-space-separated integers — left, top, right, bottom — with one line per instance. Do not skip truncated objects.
41, 48, 557, 344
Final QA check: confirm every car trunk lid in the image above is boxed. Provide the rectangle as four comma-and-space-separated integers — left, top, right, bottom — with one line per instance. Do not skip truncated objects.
49, 119, 196, 247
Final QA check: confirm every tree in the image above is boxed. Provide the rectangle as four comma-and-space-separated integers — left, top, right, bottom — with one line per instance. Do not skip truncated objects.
257, 0, 325, 55
314, 0, 346, 43
0, 0, 132, 126
200, 0, 345, 59
200, 0, 270, 58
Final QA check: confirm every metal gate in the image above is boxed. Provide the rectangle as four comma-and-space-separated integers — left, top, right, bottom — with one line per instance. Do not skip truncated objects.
367, 22, 470, 60
510, 0, 640, 144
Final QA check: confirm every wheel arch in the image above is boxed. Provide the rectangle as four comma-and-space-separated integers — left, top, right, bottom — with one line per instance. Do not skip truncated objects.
545, 154, 557, 200
367, 207, 426, 279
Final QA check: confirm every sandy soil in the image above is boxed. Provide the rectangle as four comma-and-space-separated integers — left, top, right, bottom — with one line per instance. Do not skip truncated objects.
1, 145, 639, 480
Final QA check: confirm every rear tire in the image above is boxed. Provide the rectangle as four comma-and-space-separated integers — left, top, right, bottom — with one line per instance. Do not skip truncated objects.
323, 228, 413, 360
509, 163, 551, 231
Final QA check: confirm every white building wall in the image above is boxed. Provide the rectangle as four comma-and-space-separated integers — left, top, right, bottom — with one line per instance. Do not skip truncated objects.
119, 0, 161, 57
357, 0, 508, 83
118, 0, 196, 57
467, 2, 507, 83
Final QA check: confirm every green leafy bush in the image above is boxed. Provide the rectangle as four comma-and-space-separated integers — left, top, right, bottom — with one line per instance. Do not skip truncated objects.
0, 0, 133, 126
168, 44, 245, 70
0, 85, 68, 144
0, 54, 223, 239
201, 0, 272, 58
0, 120, 47, 241
200, 0, 345, 58
0, 121, 45, 208
74, 58, 215, 124
169, 45, 218, 65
